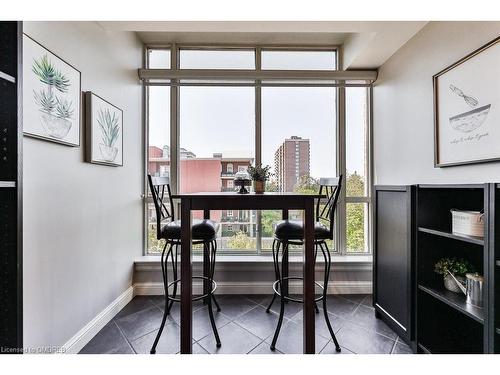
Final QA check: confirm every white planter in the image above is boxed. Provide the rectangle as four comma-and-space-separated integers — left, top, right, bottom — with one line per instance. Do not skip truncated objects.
444, 274, 465, 294
40, 112, 72, 139
99, 143, 118, 162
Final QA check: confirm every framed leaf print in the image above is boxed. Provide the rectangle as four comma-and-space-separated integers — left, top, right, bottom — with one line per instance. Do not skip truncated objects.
85, 92, 123, 166
23, 34, 81, 146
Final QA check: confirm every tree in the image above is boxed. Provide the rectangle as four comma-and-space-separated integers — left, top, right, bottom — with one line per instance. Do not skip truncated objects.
294, 175, 319, 194
345, 171, 365, 252
227, 231, 255, 249
261, 210, 281, 237
265, 181, 279, 192
346, 171, 364, 197
148, 225, 163, 253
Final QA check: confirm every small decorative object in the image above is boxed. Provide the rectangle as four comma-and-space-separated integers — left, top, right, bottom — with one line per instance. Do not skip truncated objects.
23, 34, 81, 146
434, 257, 475, 293
85, 92, 123, 166
433, 36, 500, 167
445, 272, 484, 308
234, 169, 251, 194
247, 164, 272, 194
451, 209, 484, 238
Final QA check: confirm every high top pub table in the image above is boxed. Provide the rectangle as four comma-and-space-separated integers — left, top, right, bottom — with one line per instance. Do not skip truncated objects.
172, 191, 323, 354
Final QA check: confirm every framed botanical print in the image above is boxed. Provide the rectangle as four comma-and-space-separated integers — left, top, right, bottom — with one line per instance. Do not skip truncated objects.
85, 92, 123, 166
434, 36, 500, 167
23, 34, 81, 146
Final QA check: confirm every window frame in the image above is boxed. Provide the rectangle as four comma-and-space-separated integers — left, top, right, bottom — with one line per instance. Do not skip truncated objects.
143, 43, 373, 256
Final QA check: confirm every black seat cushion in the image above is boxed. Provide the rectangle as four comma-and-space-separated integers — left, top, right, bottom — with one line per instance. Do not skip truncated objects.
160, 219, 218, 240
274, 220, 330, 240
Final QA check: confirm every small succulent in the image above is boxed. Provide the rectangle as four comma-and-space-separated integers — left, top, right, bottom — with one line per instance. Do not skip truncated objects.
247, 164, 272, 182
34, 89, 57, 114
55, 98, 74, 119
98, 108, 120, 147
434, 257, 475, 277
32, 54, 70, 93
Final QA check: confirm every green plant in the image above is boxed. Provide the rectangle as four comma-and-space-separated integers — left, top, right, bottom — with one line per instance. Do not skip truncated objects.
33, 89, 57, 114
247, 164, 272, 182
55, 98, 74, 119
32, 54, 70, 93
434, 257, 475, 277
97, 108, 120, 147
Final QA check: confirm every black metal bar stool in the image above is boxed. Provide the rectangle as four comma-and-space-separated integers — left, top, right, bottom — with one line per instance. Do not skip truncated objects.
147, 175, 222, 354
266, 176, 343, 352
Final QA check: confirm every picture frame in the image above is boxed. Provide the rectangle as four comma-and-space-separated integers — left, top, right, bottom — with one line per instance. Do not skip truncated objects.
22, 34, 81, 147
434, 36, 500, 167
85, 91, 124, 167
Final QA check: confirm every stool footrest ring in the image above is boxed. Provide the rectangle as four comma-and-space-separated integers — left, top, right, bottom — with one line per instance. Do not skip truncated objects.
165, 276, 217, 302
272, 277, 324, 303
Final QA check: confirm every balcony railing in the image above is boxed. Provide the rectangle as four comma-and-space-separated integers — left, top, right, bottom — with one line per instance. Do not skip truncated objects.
221, 172, 235, 177
221, 187, 237, 192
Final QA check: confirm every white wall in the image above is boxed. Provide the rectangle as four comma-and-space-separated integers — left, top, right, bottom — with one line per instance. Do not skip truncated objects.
23, 22, 143, 349
374, 21, 500, 185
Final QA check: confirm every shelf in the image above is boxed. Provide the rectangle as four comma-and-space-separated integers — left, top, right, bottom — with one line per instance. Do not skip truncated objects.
418, 284, 484, 324
418, 184, 485, 190
417, 343, 432, 354
418, 227, 484, 245
0, 70, 16, 83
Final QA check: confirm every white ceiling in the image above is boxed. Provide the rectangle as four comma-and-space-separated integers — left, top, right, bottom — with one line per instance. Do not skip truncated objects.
99, 21, 428, 69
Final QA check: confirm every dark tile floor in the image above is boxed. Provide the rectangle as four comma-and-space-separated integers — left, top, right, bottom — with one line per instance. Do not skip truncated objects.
79, 294, 413, 354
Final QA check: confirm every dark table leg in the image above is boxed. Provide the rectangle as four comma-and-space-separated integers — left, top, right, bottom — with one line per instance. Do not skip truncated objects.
281, 209, 289, 299
180, 198, 193, 354
303, 198, 315, 354
203, 209, 210, 304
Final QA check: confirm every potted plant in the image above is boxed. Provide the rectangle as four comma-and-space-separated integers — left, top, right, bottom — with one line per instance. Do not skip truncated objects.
32, 54, 73, 139
434, 257, 475, 293
97, 108, 121, 162
247, 164, 271, 194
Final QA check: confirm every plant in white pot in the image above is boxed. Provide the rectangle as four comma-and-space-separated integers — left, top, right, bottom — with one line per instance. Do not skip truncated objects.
434, 257, 475, 293
32, 54, 73, 139
97, 108, 121, 162
247, 164, 272, 194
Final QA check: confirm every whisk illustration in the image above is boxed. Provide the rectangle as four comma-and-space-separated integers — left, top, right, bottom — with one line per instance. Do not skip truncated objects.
449, 84, 479, 108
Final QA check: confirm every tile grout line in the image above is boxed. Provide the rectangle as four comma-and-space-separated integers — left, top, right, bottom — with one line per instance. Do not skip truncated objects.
112, 320, 137, 354
390, 337, 398, 354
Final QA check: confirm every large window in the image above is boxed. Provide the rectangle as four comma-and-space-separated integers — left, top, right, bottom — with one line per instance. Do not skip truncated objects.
345, 87, 370, 253
179, 86, 256, 252
143, 46, 372, 255
261, 87, 337, 251
146, 85, 170, 253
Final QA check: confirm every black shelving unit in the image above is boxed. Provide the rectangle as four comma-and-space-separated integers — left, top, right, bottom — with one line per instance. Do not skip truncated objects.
490, 184, 500, 353
0, 21, 23, 352
415, 184, 489, 354
373, 185, 415, 347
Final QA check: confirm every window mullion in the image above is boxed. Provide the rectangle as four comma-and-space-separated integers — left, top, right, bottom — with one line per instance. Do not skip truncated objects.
255, 47, 262, 255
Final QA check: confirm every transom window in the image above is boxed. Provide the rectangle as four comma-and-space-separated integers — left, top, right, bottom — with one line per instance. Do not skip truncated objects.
144, 46, 372, 256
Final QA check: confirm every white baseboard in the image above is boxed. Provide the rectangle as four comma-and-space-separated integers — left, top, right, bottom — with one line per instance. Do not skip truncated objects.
134, 280, 372, 296
61, 285, 134, 354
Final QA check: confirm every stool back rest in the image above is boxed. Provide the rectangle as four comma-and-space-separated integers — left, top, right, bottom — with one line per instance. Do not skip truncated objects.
147, 175, 175, 240
316, 175, 343, 238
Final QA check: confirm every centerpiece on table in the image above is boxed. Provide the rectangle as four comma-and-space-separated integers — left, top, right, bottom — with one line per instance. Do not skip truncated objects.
434, 257, 475, 293
234, 169, 252, 194
247, 164, 272, 194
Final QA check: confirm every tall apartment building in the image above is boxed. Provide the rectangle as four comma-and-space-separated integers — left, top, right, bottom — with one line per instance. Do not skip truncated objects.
274, 136, 310, 192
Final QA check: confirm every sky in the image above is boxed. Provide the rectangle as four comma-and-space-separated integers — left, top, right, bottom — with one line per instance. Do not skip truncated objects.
148, 50, 367, 180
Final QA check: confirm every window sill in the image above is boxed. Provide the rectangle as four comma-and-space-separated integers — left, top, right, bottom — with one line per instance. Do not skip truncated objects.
135, 254, 372, 272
